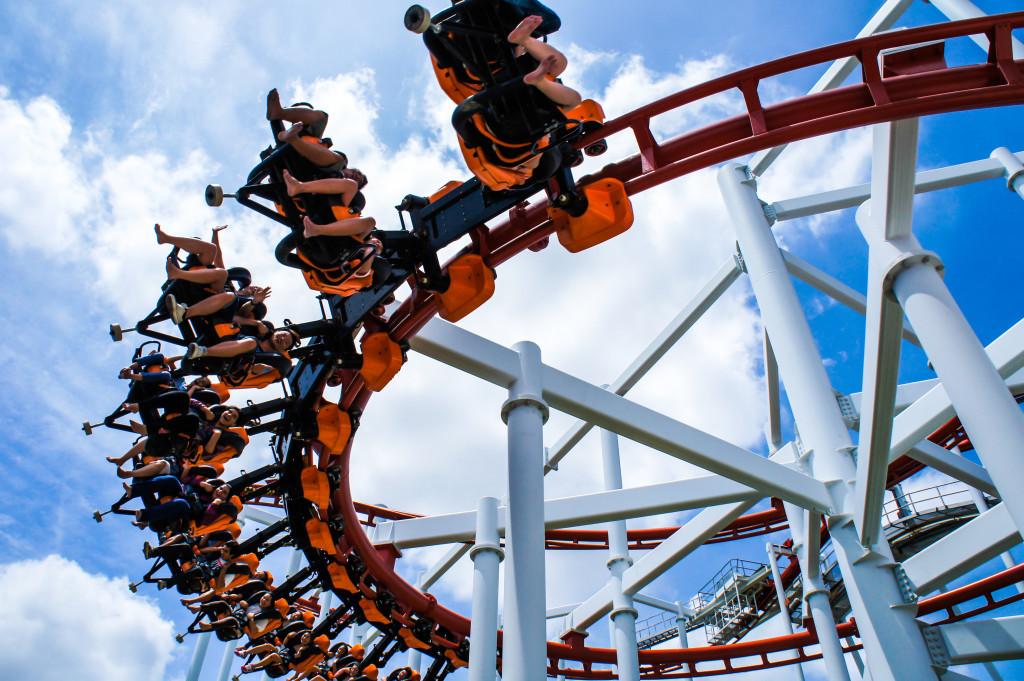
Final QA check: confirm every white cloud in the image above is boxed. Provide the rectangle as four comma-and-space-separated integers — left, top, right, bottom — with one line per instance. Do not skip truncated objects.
0, 555, 177, 681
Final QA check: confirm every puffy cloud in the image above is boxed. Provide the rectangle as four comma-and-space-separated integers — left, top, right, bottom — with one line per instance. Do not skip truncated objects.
0, 555, 177, 681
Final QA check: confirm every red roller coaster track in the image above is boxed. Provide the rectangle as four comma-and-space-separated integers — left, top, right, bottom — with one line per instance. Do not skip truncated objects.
318, 12, 1024, 678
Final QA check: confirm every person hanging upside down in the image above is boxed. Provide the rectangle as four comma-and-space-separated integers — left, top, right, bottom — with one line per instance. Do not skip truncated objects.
159, 223, 233, 295
267, 89, 348, 173
185, 327, 299, 361
281, 168, 381, 281
507, 15, 582, 109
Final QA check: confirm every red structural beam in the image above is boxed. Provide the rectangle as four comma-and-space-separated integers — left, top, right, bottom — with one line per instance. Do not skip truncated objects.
325, 12, 1024, 678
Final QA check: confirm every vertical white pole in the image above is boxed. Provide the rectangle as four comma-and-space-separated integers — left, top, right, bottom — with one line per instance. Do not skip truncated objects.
855, 195, 1024, 539
719, 163, 935, 681
766, 544, 805, 681
216, 638, 237, 681
185, 631, 212, 681
601, 427, 640, 681
317, 590, 334, 624
469, 496, 504, 681
501, 341, 549, 681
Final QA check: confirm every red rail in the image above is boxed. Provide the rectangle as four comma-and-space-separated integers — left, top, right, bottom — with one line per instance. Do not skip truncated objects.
324, 12, 1024, 678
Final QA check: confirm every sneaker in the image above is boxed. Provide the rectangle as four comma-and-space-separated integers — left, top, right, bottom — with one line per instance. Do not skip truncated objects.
166, 294, 188, 324
186, 343, 208, 360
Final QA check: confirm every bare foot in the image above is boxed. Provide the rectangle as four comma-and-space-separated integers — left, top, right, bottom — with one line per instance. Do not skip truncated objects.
117, 468, 131, 479
155, 223, 168, 244
282, 170, 303, 197
123, 481, 132, 496
266, 88, 283, 121
278, 122, 303, 144
524, 55, 557, 85
130, 420, 147, 435
166, 256, 183, 280
212, 225, 229, 233
122, 402, 140, 413
106, 456, 121, 465
508, 14, 543, 44
302, 216, 320, 239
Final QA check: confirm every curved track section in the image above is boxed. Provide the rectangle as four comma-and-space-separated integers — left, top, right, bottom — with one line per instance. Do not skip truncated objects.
294, 12, 1024, 678
106, 11, 1024, 680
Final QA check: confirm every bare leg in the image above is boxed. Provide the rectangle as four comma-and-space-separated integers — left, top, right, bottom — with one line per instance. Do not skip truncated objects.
302, 215, 376, 240
210, 225, 229, 270
182, 292, 237, 321
156, 224, 219, 266
167, 258, 229, 291
508, 16, 567, 73
523, 55, 582, 108
278, 124, 348, 169
118, 459, 172, 479
108, 440, 146, 467
267, 89, 328, 128
283, 170, 358, 203
198, 338, 258, 359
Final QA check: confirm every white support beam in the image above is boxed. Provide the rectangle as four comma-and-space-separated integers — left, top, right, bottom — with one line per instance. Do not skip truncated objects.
633, 592, 694, 617
782, 249, 922, 348
904, 440, 996, 497
770, 152, 1024, 221
546, 258, 742, 473
847, 378, 939, 416
940, 616, 1024, 665
927, 0, 1024, 59
764, 331, 782, 450
373, 475, 763, 549
856, 119, 919, 547
559, 501, 754, 635
749, 0, 916, 175
412, 318, 831, 512
420, 544, 471, 591
889, 316, 1024, 462
902, 502, 1021, 596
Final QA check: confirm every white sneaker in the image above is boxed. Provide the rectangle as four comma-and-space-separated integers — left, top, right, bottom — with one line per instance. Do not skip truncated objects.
166, 294, 188, 324
186, 343, 208, 360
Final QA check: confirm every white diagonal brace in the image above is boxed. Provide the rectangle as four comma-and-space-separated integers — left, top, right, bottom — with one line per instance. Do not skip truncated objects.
546, 257, 742, 472
373, 475, 763, 549
560, 501, 755, 635
927, 0, 1024, 58
541, 367, 828, 510
856, 118, 919, 547
413, 318, 832, 511
771, 152, 1024, 221
847, 378, 939, 415
940, 615, 1024, 665
902, 502, 1021, 596
889, 315, 1024, 462
782, 249, 921, 348
904, 440, 995, 496
749, 0, 916, 175
420, 544, 470, 591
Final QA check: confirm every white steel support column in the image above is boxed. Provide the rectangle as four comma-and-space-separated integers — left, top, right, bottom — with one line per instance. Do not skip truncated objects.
784, 502, 850, 681
674, 602, 691, 674
856, 118, 919, 548
927, 0, 1024, 58
719, 163, 935, 681
501, 341, 549, 681
767, 543, 805, 681
184, 631, 213, 681
469, 496, 504, 681
992, 147, 1024, 201
216, 638, 237, 681
601, 427, 640, 681
856, 192, 1024, 539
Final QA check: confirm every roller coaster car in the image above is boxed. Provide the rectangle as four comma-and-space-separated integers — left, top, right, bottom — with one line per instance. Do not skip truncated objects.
126, 246, 255, 346
452, 73, 584, 193
184, 349, 294, 390
275, 228, 385, 298
407, 0, 561, 105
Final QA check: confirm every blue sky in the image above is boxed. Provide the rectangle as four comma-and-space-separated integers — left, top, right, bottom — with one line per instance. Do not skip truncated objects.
0, 1, 1022, 680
